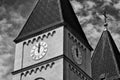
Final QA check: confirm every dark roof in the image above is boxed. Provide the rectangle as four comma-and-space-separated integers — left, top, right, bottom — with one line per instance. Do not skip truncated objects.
92, 30, 120, 80
14, 0, 93, 51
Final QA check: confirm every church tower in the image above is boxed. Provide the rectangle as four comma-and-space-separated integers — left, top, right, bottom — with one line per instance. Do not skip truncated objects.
92, 28, 120, 80
12, 0, 93, 80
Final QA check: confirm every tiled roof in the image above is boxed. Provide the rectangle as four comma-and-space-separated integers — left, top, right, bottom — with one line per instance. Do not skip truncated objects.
92, 30, 120, 80
14, 0, 93, 51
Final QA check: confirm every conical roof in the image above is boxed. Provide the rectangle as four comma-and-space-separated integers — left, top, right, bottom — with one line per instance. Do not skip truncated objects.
92, 30, 120, 80
14, 0, 93, 51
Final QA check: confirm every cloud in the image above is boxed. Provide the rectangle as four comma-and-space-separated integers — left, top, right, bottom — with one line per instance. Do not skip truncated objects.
107, 15, 120, 33
103, 0, 112, 4
0, 18, 12, 32
114, 1, 120, 9
71, 0, 83, 13
83, 1, 96, 10
0, 34, 15, 54
0, 0, 37, 80
0, 35, 2, 41
0, 5, 26, 80
10, 11, 26, 25
0, 0, 36, 79
77, 11, 93, 24
111, 33, 120, 49
0, 6, 6, 16
0, 54, 13, 80
83, 23, 103, 49
0, 34, 15, 80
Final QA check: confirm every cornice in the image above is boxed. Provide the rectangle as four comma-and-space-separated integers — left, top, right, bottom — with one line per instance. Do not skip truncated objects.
12, 55, 93, 80
11, 55, 63, 75
68, 32, 87, 51
23, 30, 56, 46
64, 56, 93, 80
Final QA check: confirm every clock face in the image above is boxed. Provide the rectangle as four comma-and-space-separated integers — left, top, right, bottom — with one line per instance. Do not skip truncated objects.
30, 41, 48, 60
72, 45, 82, 64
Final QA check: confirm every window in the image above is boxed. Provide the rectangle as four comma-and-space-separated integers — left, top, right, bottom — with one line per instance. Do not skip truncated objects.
34, 77, 45, 80
99, 73, 106, 80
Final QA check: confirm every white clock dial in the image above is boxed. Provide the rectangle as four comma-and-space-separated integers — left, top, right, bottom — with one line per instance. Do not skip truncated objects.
30, 41, 48, 60
72, 45, 82, 64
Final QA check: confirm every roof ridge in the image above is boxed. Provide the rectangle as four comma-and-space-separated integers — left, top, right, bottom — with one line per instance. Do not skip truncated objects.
14, 0, 40, 41
106, 31, 120, 73
91, 31, 103, 61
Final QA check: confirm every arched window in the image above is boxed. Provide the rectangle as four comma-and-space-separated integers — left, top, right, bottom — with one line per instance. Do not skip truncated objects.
99, 73, 108, 80
100, 77, 106, 80
34, 77, 45, 80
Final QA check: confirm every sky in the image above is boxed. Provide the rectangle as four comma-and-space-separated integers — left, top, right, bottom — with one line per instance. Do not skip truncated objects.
0, 0, 120, 80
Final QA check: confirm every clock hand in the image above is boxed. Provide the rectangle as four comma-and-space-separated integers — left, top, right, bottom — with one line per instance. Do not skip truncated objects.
76, 48, 79, 57
38, 43, 41, 53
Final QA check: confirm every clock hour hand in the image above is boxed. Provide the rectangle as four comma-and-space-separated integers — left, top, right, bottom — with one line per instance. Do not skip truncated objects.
38, 43, 41, 53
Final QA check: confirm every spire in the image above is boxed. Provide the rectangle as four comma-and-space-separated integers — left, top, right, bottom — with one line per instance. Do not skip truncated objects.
103, 8, 108, 31
92, 30, 120, 80
14, 0, 93, 51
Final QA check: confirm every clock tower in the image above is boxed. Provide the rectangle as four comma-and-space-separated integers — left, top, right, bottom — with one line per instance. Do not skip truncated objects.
12, 0, 93, 80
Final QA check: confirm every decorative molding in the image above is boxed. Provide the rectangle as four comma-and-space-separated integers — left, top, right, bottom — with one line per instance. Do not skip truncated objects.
21, 62, 55, 77
69, 64, 88, 80
64, 55, 93, 80
23, 30, 56, 46
68, 33, 87, 51
12, 55, 63, 75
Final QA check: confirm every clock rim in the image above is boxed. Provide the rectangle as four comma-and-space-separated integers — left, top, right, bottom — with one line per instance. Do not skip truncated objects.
72, 45, 82, 65
30, 41, 48, 61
